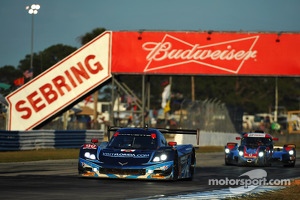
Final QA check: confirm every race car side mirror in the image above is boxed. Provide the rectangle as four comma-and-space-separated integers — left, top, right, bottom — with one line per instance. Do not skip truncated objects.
273, 137, 279, 141
236, 137, 241, 140
168, 141, 177, 147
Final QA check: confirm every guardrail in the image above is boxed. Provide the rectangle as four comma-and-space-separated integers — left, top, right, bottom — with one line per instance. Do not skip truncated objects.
0, 130, 104, 151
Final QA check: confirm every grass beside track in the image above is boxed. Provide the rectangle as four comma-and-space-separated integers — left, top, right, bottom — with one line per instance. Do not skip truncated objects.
0, 149, 80, 163
0, 146, 224, 163
0, 145, 298, 163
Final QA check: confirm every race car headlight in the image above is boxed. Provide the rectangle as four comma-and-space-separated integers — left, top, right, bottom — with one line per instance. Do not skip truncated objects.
225, 148, 230, 154
289, 150, 294, 155
239, 151, 244, 156
84, 152, 96, 160
258, 152, 264, 157
153, 154, 168, 162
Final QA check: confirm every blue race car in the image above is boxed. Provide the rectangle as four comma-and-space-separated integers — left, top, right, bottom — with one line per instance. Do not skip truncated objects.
224, 131, 296, 167
78, 126, 198, 180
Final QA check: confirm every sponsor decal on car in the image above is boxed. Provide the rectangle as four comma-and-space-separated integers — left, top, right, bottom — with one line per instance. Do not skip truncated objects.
247, 133, 266, 137
103, 152, 150, 158
83, 144, 97, 149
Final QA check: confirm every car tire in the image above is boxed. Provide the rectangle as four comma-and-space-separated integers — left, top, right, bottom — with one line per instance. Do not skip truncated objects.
262, 154, 268, 167
173, 152, 179, 181
225, 156, 231, 166
225, 159, 229, 165
284, 162, 295, 167
187, 152, 196, 181
237, 157, 244, 167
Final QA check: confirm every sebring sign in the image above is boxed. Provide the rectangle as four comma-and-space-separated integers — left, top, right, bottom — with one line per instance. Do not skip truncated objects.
6, 32, 111, 130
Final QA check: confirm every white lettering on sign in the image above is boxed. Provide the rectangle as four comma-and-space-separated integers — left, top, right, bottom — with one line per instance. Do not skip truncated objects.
143, 34, 259, 73
16, 55, 102, 119
6, 32, 112, 130
144, 43, 256, 61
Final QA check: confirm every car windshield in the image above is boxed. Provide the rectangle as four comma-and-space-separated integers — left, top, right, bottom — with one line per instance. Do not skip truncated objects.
108, 134, 157, 150
241, 137, 272, 146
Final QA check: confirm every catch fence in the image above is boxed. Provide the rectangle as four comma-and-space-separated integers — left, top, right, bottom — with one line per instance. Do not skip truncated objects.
0, 99, 243, 133
157, 99, 243, 133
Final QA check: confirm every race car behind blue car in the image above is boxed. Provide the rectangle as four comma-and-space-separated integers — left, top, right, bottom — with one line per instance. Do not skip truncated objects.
224, 131, 296, 167
78, 126, 198, 180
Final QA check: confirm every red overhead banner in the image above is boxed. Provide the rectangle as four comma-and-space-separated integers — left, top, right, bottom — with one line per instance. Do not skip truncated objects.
111, 31, 300, 76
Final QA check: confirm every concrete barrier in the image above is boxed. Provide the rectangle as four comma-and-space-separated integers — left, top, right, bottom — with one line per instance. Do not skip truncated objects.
174, 131, 240, 146
174, 131, 300, 147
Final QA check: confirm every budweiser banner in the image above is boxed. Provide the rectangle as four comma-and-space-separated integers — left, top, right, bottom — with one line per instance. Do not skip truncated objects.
111, 31, 300, 75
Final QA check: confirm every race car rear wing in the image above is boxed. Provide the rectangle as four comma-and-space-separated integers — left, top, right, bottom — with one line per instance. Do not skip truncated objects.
107, 126, 199, 135
107, 126, 200, 145
157, 128, 199, 135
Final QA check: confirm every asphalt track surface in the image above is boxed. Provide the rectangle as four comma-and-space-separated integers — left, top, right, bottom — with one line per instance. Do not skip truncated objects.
0, 152, 299, 200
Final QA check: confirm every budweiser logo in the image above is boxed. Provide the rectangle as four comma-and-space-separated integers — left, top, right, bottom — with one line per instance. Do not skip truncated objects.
142, 34, 259, 74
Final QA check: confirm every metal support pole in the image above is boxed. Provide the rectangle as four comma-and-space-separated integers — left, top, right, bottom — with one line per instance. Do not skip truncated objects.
147, 76, 151, 126
26, 4, 40, 79
110, 75, 115, 126
30, 14, 34, 79
274, 77, 278, 122
142, 75, 145, 127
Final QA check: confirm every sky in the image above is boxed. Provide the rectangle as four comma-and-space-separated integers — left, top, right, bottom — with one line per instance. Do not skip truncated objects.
1, 0, 300, 68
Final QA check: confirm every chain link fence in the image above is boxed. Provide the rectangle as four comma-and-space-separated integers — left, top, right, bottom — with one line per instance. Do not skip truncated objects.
0, 99, 243, 133
156, 99, 243, 133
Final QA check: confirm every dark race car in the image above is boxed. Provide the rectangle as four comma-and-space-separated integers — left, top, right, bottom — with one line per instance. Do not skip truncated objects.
78, 126, 198, 180
224, 132, 296, 167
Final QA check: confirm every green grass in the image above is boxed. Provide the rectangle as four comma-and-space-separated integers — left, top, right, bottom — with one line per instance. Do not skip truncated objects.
0, 149, 79, 163
1, 145, 297, 163
0, 146, 224, 163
